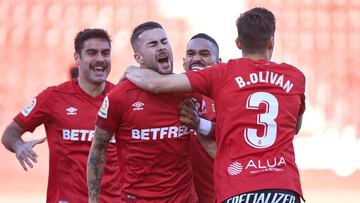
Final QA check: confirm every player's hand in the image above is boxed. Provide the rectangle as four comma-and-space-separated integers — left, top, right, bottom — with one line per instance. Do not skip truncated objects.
121, 65, 141, 82
13, 137, 46, 171
179, 99, 200, 130
124, 65, 141, 78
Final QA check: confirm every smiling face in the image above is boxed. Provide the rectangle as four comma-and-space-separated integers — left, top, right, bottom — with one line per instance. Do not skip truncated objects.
183, 38, 218, 72
74, 38, 111, 84
134, 28, 173, 75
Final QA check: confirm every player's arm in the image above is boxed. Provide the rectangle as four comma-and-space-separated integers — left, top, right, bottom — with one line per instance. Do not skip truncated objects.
1, 121, 46, 171
87, 125, 112, 203
296, 114, 303, 134
180, 99, 215, 138
180, 99, 216, 157
195, 134, 217, 158
125, 65, 192, 93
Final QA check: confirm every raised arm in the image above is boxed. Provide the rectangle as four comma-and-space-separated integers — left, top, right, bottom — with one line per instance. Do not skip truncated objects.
87, 125, 112, 203
2, 121, 46, 171
125, 66, 192, 93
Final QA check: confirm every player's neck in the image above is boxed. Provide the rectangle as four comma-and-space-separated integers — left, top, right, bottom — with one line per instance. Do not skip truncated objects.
78, 77, 106, 97
242, 50, 272, 61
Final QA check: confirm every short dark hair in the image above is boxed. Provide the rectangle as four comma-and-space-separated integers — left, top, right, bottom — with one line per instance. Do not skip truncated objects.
74, 28, 111, 54
189, 33, 220, 58
130, 21, 164, 51
236, 7, 275, 53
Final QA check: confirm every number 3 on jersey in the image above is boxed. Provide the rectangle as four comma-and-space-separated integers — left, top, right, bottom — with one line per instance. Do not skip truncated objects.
245, 92, 278, 149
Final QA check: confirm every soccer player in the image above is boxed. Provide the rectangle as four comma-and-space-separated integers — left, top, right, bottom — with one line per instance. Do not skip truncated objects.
1, 29, 121, 203
125, 8, 306, 203
87, 21, 197, 203
180, 33, 221, 203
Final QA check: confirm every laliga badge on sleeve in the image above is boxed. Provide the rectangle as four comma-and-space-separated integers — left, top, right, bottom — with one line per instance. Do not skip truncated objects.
98, 96, 109, 118
21, 98, 37, 116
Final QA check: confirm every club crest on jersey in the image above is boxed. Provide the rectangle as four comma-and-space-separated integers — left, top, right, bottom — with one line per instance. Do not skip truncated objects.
98, 96, 109, 118
132, 101, 144, 111
66, 107, 77, 115
21, 98, 37, 117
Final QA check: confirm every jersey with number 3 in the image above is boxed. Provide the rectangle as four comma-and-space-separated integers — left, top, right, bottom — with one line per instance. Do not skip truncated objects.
186, 58, 306, 201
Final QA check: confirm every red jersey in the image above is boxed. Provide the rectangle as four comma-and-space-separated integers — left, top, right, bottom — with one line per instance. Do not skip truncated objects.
96, 80, 197, 203
14, 80, 121, 203
186, 58, 306, 201
189, 93, 216, 203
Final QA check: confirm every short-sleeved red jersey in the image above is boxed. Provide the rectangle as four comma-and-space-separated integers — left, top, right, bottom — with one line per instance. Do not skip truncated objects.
96, 80, 197, 203
14, 80, 121, 203
189, 93, 216, 203
186, 58, 306, 201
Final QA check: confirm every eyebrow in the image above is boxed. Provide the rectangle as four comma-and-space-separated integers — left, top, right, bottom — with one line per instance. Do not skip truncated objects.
146, 40, 157, 46
85, 48, 110, 52
186, 49, 211, 53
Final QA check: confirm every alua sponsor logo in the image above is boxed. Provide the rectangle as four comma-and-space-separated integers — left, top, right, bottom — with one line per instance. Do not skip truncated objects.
228, 161, 243, 176
227, 156, 286, 175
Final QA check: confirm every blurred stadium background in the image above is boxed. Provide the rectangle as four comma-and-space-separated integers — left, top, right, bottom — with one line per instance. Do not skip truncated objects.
0, 0, 359, 202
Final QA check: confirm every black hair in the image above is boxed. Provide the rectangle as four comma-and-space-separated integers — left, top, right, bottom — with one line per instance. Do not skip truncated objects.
74, 28, 111, 54
236, 7, 275, 53
130, 21, 164, 51
189, 33, 220, 55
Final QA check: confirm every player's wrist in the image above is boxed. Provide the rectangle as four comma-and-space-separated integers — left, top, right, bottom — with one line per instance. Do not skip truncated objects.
12, 140, 25, 153
196, 118, 212, 136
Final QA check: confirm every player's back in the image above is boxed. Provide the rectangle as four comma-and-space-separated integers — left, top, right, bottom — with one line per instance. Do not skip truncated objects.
98, 80, 198, 203
187, 58, 305, 201
216, 58, 305, 200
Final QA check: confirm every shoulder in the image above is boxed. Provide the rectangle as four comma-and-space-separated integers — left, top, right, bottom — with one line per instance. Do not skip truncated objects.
31, 81, 73, 104
279, 63, 306, 80
105, 80, 116, 93
107, 79, 137, 98
209, 59, 240, 75
41, 80, 72, 95
226, 58, 247, 66
49, 80, 76, 94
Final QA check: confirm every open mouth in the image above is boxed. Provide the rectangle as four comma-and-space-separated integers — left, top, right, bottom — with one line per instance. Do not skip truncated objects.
158, 55, 169, 63
157, 53, 170, 69
189, 63, 205, 71
90, 65, 107, 72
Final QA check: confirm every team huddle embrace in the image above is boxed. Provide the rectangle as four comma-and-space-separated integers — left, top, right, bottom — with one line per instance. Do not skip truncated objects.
2, 7, 305, 203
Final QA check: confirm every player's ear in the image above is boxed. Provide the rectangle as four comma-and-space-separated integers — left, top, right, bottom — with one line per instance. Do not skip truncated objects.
74, 52, 80, 65
268, 36, 274, 50
133, 53, 144, 64
217, 58, 222, 64
235, 37, 242, 50
182, 57, 187, 71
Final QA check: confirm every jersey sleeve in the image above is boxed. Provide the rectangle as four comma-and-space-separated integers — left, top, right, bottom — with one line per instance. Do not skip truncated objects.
185, 64, 226, 99
13, 87, 53, 132
96, 88, 124, 134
